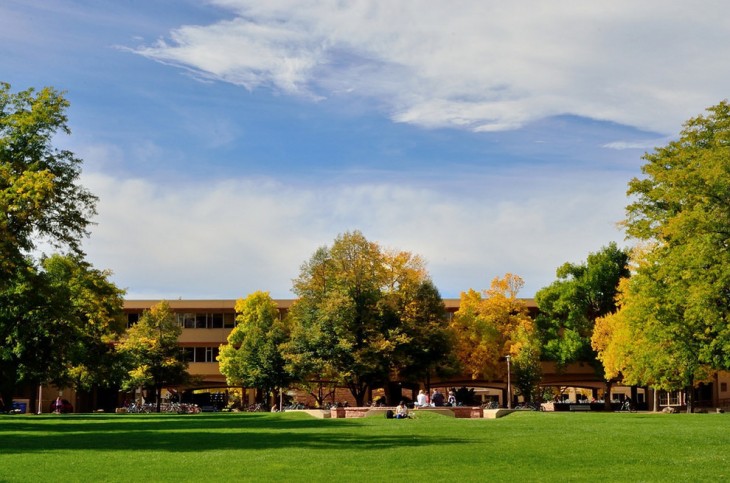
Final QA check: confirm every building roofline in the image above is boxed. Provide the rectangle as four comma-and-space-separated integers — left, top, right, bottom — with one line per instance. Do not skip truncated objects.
123, 298, 537, 311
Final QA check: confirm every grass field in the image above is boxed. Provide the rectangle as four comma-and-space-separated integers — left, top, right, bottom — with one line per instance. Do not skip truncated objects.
0, 410, 727, 482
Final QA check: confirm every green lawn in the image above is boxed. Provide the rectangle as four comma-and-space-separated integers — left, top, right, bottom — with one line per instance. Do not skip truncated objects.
0, 411, 727, 482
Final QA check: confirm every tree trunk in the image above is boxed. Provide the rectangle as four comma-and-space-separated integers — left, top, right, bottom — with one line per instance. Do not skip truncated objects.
604, 381, 613, 411
348, 382, 368, 407
156, 385, 162, 413
685, 384, 693, 414
0, 384, 15, 413
0, 364, 19, 413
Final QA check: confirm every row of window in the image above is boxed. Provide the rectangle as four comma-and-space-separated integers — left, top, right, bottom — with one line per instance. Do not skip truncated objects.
176, 313, 236, 329
126, 312, 237, 329
183, 347, 220, 363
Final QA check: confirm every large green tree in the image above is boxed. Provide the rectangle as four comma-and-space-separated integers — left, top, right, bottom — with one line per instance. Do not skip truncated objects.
0, 254, 124, 412
592, 265, 709, 410
41, 254, 127, 393
535, 243, 629, 407
218, 291, 291, 408
594, 101, 730, 412
285, 231, 449, 406
388, 279, 458, 388
118, 301, 188, 412
0, 82, 100, 411
535, 243, 630, 366
0, 83, 97, 281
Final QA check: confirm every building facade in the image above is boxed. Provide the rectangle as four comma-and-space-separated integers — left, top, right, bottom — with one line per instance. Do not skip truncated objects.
17, 298, 730, 413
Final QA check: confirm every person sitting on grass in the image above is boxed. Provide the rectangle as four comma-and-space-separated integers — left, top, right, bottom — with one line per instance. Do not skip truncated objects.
395, 401, 409, 419
415, 389, 429, 408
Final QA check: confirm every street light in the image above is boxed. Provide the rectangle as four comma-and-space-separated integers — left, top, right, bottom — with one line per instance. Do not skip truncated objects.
506, 354, 512, 409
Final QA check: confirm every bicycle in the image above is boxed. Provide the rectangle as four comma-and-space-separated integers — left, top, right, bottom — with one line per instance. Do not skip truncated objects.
126, 402, 152, 414
514, 402, 542, 411
618, 400, 636, 413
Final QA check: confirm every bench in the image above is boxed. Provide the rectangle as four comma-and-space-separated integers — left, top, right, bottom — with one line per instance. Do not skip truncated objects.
569, 404, 591, 411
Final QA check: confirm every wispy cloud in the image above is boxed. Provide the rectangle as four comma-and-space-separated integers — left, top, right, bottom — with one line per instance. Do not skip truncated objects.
133, 0, 730, 135
602, 137, 672, 151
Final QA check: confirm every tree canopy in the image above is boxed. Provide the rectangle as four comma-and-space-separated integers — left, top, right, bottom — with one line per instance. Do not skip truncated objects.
285, 231, 451, 406
0, 82, 109, 411
535, 243, 630, 369
218, 291, 291, 407
451, 274, 540, 400
0, 83, 97, 280
593, 101, 730, 411
118, 301, 188, 412
0, 254, 124, 411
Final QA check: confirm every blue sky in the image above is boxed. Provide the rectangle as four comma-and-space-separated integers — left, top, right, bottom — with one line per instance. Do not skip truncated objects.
3, 1, 729, 299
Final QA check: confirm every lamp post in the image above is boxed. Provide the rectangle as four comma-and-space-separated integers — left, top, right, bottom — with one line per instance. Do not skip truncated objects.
506, 355, 512, 409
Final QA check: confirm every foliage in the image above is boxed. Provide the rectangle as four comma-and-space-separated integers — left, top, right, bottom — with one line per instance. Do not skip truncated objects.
594, 101, 730, 411
0, 82, 97, 281
387, 279, 459, 384
592, 250, 712, 399
218, 291, 291, 406
535, 243, 630, 369
625, 100, 730, 371
509, 323, 543, 402
0, 254, 124, 411
40, 254, 127, 390
451, 274, 541, 400
454, 386, 478, 406
118, 301, 188, 411
285, 231, 451, 406
0, 82, 105, 410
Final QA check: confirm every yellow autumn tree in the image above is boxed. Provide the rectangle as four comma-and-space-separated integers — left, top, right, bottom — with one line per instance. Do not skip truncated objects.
451, 274, 540, 400
592, 249, 713, 410
591, 277, 635, 381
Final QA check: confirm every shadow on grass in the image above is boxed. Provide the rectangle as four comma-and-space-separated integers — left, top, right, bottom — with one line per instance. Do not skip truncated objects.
0, 412, 336, 433
0, 413, 467, 454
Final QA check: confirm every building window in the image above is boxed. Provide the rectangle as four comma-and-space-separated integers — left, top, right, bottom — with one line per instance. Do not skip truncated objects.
184, 346, 220, 362
126, 313, 140, 328
721, 382, 728, 393
205, 347, 219, 362
224, 313, 235, 328
178, 313, 196, 328
211, 313, 224, 328
659, 390, 681, 406
194, 347, 206, 362
182, 347, 194, 362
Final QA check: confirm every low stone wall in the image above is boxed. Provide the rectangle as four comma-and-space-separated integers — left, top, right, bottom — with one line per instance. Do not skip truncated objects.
482, 409, 515, 419
285, 409, 330, 418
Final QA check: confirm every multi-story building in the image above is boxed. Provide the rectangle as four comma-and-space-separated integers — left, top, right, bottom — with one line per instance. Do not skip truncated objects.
121, 299, 729, 411
16, 298, 730, 413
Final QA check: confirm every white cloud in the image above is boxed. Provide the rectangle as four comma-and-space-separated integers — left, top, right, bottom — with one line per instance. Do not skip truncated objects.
133, 0, 730, 135
602, 137, 672, 151
80, 167, 629, 300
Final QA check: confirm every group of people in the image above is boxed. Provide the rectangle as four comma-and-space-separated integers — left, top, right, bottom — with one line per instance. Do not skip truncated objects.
415, 388, 457, 408
391, 387, 459, 420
